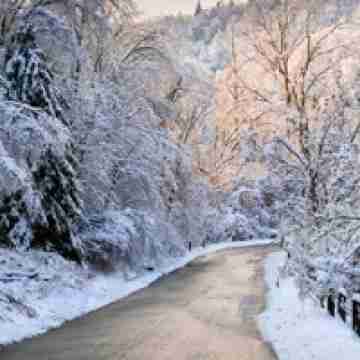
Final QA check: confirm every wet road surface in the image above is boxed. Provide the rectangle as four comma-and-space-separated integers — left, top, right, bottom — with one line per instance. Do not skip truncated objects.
1, 246, 277, 360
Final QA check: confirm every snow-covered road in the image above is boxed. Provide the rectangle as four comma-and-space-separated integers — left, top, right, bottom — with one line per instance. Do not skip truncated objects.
1, 245, 276, 360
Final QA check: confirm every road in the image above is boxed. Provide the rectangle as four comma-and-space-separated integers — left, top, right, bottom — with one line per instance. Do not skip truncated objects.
1, 246, 277, 360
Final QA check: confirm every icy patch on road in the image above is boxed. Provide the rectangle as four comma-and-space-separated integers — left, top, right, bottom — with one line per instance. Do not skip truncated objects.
259, 252, 360, 360
0, 239, 273, 346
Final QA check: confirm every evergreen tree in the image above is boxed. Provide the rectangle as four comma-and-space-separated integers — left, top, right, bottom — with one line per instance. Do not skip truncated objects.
0, 21, 83, 263
0, 106, 83, 263
195, 0, 203, 16
4, 23, 69, 127
30, 147, 83, 262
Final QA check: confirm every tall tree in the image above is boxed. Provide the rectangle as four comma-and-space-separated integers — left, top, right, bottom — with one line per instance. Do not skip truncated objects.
5, 23, 69, 126
231, 0, 355, 212
1, 21, 83, 262
195, 0, 203, 16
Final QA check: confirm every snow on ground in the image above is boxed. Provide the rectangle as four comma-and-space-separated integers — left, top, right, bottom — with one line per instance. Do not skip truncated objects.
0, 239, 273, 346
259, 252, 360, 360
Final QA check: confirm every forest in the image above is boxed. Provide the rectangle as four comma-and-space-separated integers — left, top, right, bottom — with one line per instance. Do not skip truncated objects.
1, 0, 360, 343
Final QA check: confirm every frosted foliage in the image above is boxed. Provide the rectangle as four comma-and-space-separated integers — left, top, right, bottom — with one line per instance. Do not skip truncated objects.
157, 10, 233, 77
20, 8, 78, 78
73, 79, 173, 211
70, 71, 211, 257
0, 142, 41, 249
0, 101, 70, 165
266, 107, 360, 298
207, 185, 278, 244
5, 23, 68, 126
0, 143, 27, 196
79, 209, 186, 272
0, 99, 81, 261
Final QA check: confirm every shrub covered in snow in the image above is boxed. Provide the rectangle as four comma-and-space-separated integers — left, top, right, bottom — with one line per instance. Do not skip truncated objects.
206, 183, 278, 244
79, 209, 186, 273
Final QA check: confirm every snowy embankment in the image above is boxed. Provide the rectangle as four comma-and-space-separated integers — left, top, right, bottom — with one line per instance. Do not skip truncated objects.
259, 252, 360, 360
0, 239, 273, 346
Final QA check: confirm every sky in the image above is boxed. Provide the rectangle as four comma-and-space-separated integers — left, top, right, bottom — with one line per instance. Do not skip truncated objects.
136, 1, 222, 18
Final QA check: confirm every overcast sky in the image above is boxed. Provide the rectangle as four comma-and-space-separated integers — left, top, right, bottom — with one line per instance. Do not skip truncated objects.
136, 1, 223, 18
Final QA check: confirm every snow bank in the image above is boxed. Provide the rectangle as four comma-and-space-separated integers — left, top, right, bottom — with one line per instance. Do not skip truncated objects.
0, 239, 273, 346
259, 252, 360, 360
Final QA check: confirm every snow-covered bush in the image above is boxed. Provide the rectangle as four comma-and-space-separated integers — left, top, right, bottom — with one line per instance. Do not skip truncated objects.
79, 209, 186, 273
206, 183, 278, 244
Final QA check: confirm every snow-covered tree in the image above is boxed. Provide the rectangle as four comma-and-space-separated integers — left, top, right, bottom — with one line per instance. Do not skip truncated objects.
0, 17, 84, 262
5, 23, 69, 126
30, 146, 82, 261
0, 98, 83, 262
265, 89, 360, 299
195, 1, 203, 16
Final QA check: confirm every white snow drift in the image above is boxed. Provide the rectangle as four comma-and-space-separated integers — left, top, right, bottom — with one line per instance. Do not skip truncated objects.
259, 252, 360, 360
